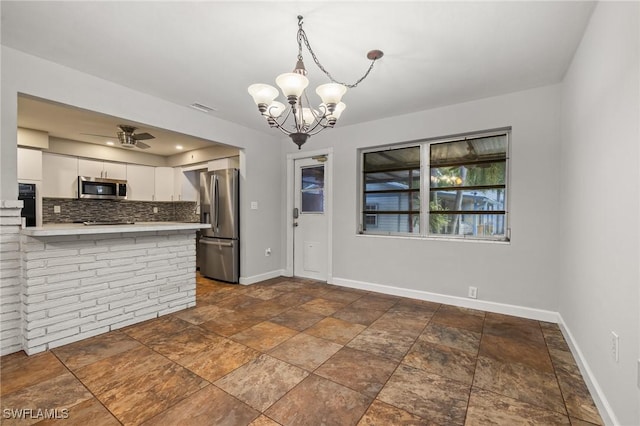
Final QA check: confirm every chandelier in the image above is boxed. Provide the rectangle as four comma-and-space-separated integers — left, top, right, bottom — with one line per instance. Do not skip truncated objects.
248, 15, 383, 149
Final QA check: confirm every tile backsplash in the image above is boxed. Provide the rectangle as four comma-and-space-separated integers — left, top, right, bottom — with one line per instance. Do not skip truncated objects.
42, 198, 199, 224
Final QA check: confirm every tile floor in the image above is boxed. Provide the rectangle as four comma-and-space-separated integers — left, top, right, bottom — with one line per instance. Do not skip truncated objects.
1, 274, 603, 425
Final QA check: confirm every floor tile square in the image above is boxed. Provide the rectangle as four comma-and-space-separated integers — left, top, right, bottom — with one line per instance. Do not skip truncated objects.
214, 354, 308, 411
473, 355, 566, 414
0, 371, 93, 421
377, 363, 470, 425
315, 347, 398, 397
172, 304, 233, 325
199, 311, 264, 337
230, 321, 298, 352
0, 351, 67, 397
141, 384, 259, 426
269, 307, 326, 331
265, 374, 371, 426
430, 305, 485, 333
304, 317, 366, 345
403, 340, 477, 384
37, 398, 120, 426
332, 305, 386, 326
357, 399, 425, 425
300, 298, 348, 316
75, 345, 172, 395
249, 415, 283, 426
350, 294, 398, 311
347, 328, 415, 362
368, 311, 429, 338
121, 315, 192, 343
419, 322, 481, 354
177, 336, 260, 382
269, 333, 342, 371
144, 325, 221, 361
52, 331, 140, 371
479, 333, 554, 373
98, 362, 207, 425
466, 387, 570, 425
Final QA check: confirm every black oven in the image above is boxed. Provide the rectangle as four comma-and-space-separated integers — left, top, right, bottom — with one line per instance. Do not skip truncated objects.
18, 183, 36, 227
78, 176, 127, 200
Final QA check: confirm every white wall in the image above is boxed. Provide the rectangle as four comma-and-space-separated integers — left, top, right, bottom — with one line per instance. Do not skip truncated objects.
559, 2, 640, 425
284, 84, 563, 314
0, 46, 283, 283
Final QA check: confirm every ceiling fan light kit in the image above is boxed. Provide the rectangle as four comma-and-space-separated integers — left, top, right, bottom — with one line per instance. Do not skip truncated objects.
116, 125, 154, 149
248, 15, 383, 149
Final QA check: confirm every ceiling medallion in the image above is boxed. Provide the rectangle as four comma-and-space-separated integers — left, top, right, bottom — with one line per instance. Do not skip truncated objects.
248, 16, 383, 149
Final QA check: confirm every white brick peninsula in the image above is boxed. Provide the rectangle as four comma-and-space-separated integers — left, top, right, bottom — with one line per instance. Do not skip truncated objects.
18, 222, 208, 354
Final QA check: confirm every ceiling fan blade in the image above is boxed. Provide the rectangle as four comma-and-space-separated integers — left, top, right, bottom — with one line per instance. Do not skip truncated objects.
80, 132, 114, 138
135, 141, 151, 149
132, 132, 155, 140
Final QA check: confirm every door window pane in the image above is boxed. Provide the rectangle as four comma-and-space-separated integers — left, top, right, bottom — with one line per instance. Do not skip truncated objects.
301, 165, 324, 213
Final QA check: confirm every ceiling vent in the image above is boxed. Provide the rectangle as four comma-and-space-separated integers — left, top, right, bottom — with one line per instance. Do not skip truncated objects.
189, 103, 216, 113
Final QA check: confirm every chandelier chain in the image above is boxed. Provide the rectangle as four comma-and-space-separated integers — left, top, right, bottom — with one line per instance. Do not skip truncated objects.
297, 17, 379, 89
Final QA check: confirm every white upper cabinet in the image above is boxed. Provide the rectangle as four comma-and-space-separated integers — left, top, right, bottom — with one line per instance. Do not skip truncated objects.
17, 148, 43, 181
173, 168, 199, 202
42, 153, 78, 198
154, 167, 174, 201
126, 164, 155, 201
78, 159, 126, 180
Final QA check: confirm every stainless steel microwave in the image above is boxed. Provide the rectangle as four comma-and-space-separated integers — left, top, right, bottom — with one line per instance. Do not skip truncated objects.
78, 176, 127, 200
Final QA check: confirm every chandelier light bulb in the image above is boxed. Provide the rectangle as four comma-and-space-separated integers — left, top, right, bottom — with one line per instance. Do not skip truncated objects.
315, 83, 347, 106
275, 73, 309, 99
301, 108, 317, 126
248, 84, 279, 106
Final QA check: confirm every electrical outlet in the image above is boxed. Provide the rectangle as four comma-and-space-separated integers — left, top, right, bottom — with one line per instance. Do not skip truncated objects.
611, 331, 619, 362
265, 248, 271, 256
53, 205, 61, 214
251, 201, 258, 210
153, 207, 158, 214
468, 286, 478, 299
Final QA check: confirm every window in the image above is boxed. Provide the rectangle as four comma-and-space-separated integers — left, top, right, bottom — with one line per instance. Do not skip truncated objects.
362, 146, 420, 234
301, 165, 325, 213
360, 130, 509, 241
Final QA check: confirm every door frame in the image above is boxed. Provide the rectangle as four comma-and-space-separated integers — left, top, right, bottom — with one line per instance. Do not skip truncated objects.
285, 147, 333, 282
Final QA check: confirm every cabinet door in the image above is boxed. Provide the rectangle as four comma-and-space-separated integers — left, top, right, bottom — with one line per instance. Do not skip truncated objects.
154, 167, 174, 201
173, 168, 199, 202
42, 153, 78, 198
17, 148, 43, 181
103, 162, 126, 180
126, 164, 155, 201
78, 159, 104, 178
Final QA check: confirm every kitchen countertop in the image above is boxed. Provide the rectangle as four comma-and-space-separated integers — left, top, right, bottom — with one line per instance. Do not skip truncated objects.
22, 222, 211, 237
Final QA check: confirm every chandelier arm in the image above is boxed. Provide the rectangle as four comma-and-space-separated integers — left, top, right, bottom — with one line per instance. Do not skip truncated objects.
297, 19, 380, 89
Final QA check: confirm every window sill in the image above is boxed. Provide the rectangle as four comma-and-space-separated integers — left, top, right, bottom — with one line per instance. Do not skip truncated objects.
356, 233, 511, 245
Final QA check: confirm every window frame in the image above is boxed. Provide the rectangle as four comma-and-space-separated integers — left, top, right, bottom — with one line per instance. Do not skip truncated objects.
358, 129, 511, 242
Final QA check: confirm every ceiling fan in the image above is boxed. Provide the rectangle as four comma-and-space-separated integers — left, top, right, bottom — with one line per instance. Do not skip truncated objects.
82, 124, 155, 149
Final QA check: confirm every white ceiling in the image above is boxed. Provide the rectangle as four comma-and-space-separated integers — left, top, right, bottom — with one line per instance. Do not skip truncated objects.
2, 1, 595, 152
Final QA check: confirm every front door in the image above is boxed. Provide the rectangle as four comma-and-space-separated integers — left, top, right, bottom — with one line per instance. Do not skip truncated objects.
293, 156, 328, 281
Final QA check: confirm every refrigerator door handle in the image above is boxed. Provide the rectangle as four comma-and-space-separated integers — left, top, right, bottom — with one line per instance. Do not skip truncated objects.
214, 175, 220, 230
199, 239, 234, 248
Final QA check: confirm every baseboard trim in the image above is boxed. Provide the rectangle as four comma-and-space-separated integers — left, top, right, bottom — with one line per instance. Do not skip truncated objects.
331, 277, 559, 323
557, 314, 618, 426
239, 269, 285, 285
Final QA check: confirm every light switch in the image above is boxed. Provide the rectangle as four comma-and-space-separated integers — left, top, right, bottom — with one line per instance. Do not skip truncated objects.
53, 206, 61, 214
251, 201, 258, 210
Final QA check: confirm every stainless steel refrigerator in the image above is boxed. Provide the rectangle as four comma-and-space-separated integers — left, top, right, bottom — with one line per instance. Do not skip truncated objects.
198, 169, 239, 283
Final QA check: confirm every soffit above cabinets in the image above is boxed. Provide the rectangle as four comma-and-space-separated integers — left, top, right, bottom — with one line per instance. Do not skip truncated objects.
17, 95, 225, 157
